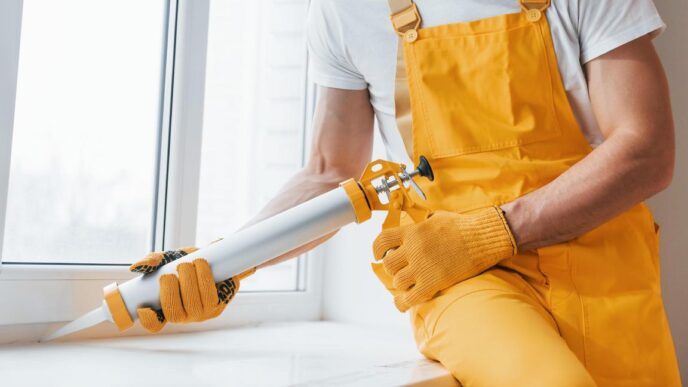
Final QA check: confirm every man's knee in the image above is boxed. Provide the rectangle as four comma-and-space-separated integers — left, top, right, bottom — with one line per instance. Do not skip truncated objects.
419, 283, 596, 387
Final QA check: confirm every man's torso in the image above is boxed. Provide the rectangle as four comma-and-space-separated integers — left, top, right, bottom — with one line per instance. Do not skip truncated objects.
310, 0, 623, 162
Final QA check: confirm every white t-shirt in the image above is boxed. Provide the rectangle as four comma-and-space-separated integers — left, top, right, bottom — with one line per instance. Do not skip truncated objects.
306, 0, 665, 164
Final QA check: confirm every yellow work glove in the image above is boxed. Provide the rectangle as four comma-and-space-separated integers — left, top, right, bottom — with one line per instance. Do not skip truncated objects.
129, 246, 254, 333
373, 207, 517, 312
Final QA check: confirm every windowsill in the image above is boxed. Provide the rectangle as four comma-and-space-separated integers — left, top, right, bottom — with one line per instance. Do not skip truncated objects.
0, 321, 457, 386
0, 262, 135, 280
0, 256, 323, 327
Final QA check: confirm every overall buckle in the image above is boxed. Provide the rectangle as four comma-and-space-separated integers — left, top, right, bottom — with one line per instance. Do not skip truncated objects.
390, 3, 421, 42
520, 0, 551, 22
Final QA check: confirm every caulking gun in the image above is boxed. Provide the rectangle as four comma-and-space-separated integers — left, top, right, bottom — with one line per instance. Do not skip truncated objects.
42, 157, 434, 341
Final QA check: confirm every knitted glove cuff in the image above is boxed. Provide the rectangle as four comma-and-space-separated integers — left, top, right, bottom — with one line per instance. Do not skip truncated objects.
462, 206, 517, 266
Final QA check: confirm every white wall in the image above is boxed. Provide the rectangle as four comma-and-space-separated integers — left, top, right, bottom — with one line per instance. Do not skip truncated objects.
648, 0, 688, 380
321, 1, 687, 380
322, 213, 409, 330
321, 131, 410, 330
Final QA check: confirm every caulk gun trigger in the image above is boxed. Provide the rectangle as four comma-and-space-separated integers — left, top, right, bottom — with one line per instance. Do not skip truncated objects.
409, 178, 426, 201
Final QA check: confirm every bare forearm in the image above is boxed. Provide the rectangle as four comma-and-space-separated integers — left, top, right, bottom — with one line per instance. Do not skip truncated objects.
251, 168, 370, 270
501, 132, 672, 250
247, 87, 374, 268
248, 168, 345, 226
246, 168, 345, 268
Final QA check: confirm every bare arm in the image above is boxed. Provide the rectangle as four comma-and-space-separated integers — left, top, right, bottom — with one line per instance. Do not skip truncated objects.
250, 87, 375, 268
501, 35, 675, 250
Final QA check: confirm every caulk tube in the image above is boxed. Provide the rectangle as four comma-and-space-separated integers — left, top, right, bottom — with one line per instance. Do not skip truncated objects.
103, 179, 372, 331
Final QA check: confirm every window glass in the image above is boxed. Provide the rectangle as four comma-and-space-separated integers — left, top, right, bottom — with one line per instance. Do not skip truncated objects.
196, 0, 309, 291
2, 0, 166, 263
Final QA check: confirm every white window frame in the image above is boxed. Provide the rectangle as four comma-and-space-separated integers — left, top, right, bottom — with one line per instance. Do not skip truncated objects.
0, 0, 322, 339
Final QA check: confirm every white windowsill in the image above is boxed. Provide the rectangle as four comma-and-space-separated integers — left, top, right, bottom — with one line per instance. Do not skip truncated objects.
0, 321, 456, 386
0, 263, 135, 280
0, 255, 323, 328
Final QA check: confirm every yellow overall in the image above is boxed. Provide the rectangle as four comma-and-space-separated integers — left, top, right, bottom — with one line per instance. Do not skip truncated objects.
374, 0, 682, 385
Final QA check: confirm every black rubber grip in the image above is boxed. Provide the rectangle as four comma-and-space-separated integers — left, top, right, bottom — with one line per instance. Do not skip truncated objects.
417, 155, 434, 182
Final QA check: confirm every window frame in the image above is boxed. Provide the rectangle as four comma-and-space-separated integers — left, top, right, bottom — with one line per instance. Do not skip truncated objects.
0, 0, 322, 333
0, 0, 22, 268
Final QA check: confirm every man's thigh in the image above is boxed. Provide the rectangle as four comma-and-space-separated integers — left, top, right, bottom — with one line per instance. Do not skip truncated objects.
411, 269, 596, 387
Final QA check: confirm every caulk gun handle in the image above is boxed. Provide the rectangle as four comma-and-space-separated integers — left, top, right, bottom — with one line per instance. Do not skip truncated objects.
381, 190, 432, 230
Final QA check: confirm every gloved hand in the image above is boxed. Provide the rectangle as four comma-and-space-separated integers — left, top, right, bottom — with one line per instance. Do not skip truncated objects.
373, 207, 517, 312
129, 246, 255, 333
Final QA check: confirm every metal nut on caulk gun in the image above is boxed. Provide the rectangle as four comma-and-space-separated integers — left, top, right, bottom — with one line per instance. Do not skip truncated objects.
373, 158, 431, 200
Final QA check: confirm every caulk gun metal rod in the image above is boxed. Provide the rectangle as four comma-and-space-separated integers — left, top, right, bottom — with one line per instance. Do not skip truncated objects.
374, 168, 420, 193
114, 187, 359, 320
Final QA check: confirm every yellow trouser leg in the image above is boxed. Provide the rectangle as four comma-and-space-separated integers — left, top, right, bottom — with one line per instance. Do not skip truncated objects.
411, 269, 596, 387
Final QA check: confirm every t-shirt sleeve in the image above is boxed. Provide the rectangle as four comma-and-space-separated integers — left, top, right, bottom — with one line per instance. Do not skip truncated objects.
306, 0, 368, 90
576, 0, 666, 64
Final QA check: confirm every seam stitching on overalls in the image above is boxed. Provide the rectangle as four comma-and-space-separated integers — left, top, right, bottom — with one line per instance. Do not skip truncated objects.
509, 268, 561, 333
413, 22, 532, 39
407, 42, 436, 162
430, 133, 563, 158
535, 14, 564, 138
566, 241, 589, 366
412, 308, 433, 357
428, 288, 505, 337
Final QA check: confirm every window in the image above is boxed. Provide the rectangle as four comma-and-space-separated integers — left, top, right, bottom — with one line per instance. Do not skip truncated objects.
2, 0, 165, 264
0, 0, 320, 330
196, 0, 310, 291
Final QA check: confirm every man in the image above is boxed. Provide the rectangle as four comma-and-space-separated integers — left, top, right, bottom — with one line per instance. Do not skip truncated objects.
131, 0, 681, 385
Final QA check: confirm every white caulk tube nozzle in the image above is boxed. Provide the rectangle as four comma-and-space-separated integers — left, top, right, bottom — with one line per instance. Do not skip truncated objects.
103, 185, 365, 331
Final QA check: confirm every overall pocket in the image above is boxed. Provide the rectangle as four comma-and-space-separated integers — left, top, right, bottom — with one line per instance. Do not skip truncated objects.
408, 21, 561, 158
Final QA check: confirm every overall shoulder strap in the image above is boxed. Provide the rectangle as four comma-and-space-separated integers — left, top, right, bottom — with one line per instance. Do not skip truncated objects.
387, 0, 417, 159
520, 0, 551, 10
388, 0, 421, 35
388, 0, 412, 14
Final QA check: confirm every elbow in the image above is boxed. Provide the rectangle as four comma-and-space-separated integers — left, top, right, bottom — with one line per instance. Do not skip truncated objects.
623, 124, 675, 196
648, 147, 674, 194
302, 154, 358, 186
654, 159, 674, 193
304, 145, 371, 183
